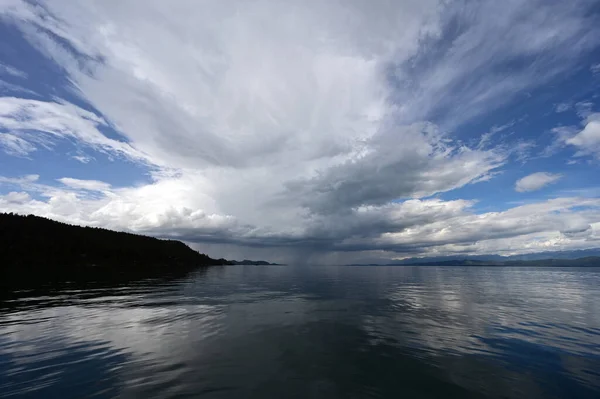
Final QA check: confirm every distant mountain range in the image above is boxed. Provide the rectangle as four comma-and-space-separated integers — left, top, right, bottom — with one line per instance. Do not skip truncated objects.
348, 252, 600, 267
0, 213, 276, 282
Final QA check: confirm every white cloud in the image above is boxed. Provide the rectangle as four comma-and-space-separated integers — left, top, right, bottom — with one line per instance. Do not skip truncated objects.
476, 122, 516, 149
0, 173, 39, 184
515, 172, 563, 192
57, 177, 111, 191
364, 197, 600, 260
553, 112, 600, 159
71, 154, 92, 163
566, 113, 600, 157
0, 97, 151, 164
2, 191, 30, 203
1, 1, 600, 260
0, 132, 35, 156
592, 63, 600, 74
2, 174, 600, 263
0, 174, 242, 235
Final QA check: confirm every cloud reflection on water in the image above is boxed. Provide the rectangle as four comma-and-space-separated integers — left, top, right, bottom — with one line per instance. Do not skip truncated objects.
1, 266, 599, 398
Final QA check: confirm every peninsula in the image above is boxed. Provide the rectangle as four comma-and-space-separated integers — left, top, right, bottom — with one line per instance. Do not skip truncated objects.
0, 213, 275, 281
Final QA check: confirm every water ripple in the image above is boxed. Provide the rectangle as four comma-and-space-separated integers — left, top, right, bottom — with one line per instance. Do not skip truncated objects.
1, 266, 600, 398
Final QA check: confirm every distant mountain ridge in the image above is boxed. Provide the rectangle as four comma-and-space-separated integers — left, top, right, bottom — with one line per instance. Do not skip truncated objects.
345, 247, 600, 266
0, 213, 275, 280
348, 256, 600, 267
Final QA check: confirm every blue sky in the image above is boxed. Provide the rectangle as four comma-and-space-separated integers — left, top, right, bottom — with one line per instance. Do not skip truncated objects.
1, 0, 600, 264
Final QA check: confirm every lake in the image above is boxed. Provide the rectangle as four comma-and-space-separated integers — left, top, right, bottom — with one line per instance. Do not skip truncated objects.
1, 265, 600, 398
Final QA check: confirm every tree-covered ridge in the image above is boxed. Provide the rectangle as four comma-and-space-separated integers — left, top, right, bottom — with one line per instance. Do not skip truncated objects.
0, 213, 230, 278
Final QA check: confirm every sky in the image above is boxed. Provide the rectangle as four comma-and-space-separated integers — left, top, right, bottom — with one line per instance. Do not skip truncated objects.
1, 0, 600, 264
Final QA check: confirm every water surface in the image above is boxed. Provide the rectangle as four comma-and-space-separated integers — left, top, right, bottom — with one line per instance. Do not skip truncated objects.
1, 266, 600, 398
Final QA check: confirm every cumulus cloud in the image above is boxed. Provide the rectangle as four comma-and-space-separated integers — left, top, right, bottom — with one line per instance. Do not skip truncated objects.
515, 172, 563, 192
373, 197, 600, 251
287, 123, 504, 213
566, 113, 600, 157
2, 174, 600, 264
2, 191, 30, 203
1, 0, 600, 260
0, 174, 241, 234
552, 111, 600, 159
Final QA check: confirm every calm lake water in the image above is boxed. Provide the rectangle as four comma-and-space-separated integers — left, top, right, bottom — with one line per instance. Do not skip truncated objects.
1, 266, 600, 398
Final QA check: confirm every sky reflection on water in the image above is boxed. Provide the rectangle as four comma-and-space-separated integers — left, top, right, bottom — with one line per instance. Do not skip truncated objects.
1, 266, 599, 398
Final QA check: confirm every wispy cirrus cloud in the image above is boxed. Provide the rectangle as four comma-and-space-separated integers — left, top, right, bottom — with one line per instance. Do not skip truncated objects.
0, 132, 35, 156
0, 97, 151, 163
57, 177, 111, 192
0, 62, 27, 79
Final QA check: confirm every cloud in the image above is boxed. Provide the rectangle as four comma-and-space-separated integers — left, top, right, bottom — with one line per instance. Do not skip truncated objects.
0, 132, 35, 156
3, 0, 440, 170
575, 101, 595, 118
552, 111, 600, 159
592, 63, 600, 75
555, 103, 571, 113
71, 154, 93, 163
389, 0, 600, 130
0, 173, 39, 184
2, 191, 30, 203
476, 122, 516, 150
2, 174, 600, 264
0, 62, 27, 78
57, 177, 111, 191
565, 113, 600, 157
287, 123, 505, 214
0, 173, 242, 235
0, 97, 151, 164
515, 172, 563, 192
1, 1, 600, 260
2, 0, 597, 167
